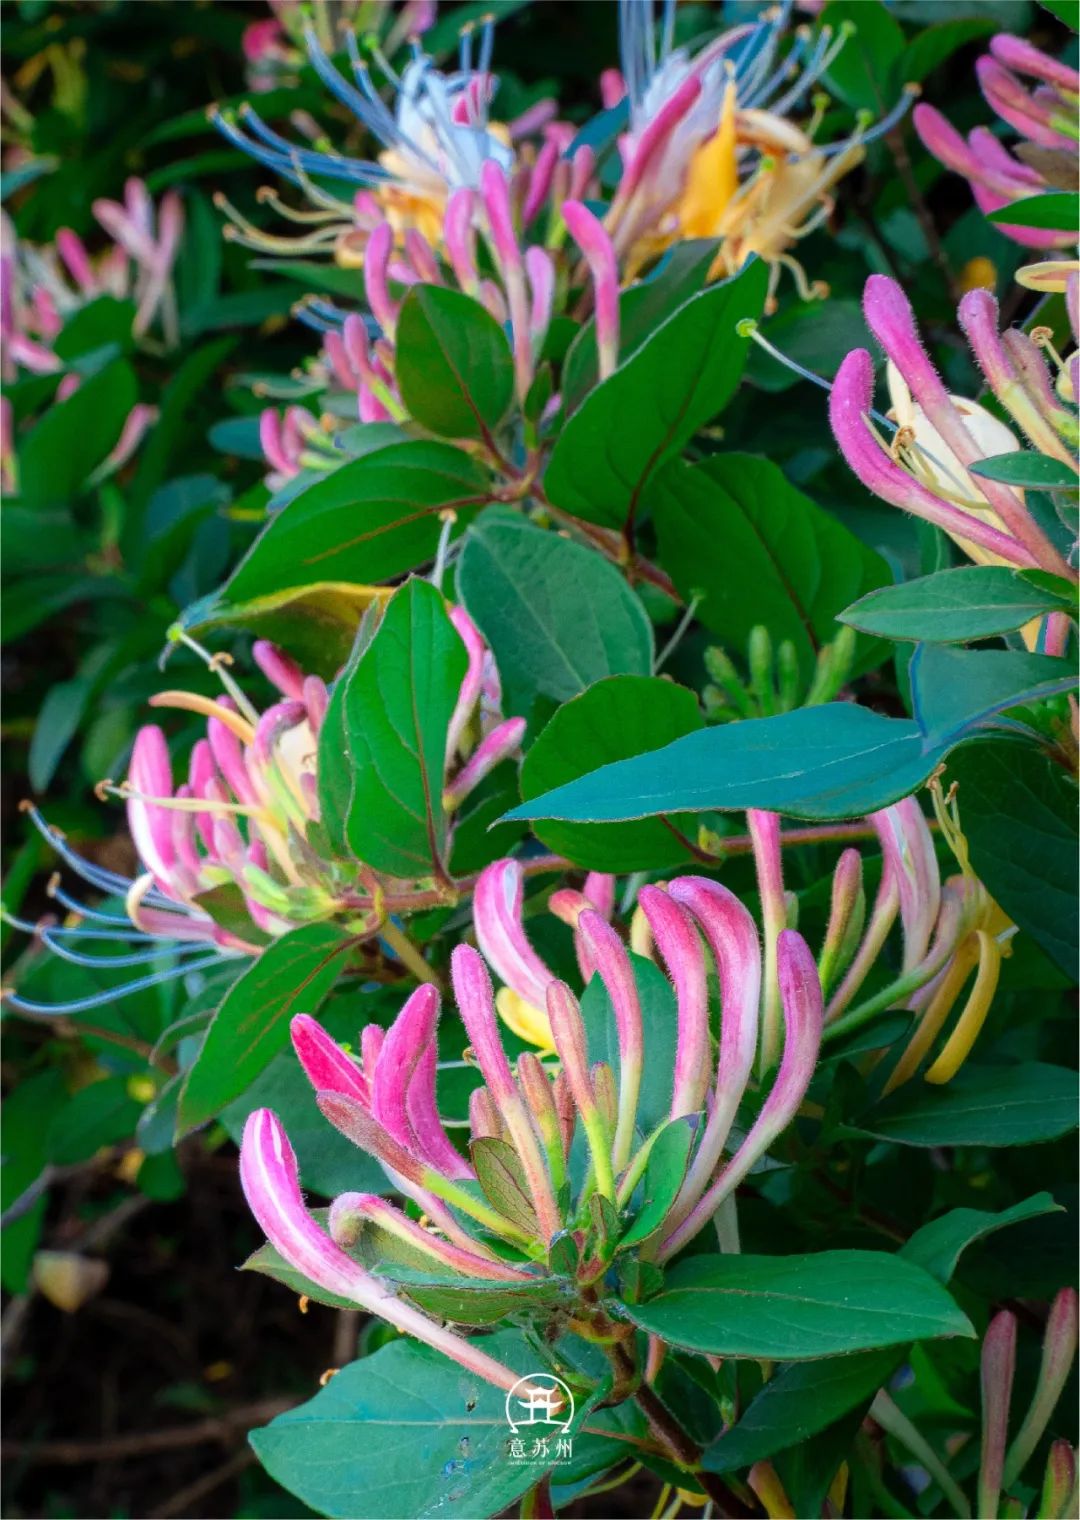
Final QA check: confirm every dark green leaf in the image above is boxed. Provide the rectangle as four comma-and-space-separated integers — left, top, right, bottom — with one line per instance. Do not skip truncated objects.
969, 450, 1080, 488
840, 565, 1075, 642
456, 514, 653, 721
620, 1119, 696, 1249
47, 1076, 141, 1166
250, 1331, 589, 1519
18, 359, 137, 509
898, 17, 995, 83
221, 441, 490, 604
395, 284, 515, 440
653, 454, 888, 679
471, 1136, 540, 1236
333, 578, 467, 878
544, 260, 769, 530
580, 955, 679, 1138
378, 1267, 567, 1325
561, 240, 719, 414
506, 646, 1077, 826
519, 676, 704, 870
944, 739, 1078, 975
986, 193, 1080, 231
819, 0, 906, 111
177, 924, 352, 1133
619, 1251, 973, 1359
857, 1062, 1078, 1147
703, 1350, 899, 1473
900, 1194, 1062, 1283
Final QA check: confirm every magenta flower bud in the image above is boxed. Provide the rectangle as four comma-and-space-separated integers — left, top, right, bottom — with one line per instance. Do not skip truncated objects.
480, 159, 522, 274
600, 68, 626, 110
55, 227, 95, 293
101, 402, 157, 475
870, 799, 940, 975
469, 1085, 503, 1141
445, 604, 486, 764
547, 979, 614, 1201
667, 877, 760, 1212
979, 1310, 1018, 1520
329, 1191, 535, 1281
252, 700, 307, 767
1003, 1288, 1079, 1486
258, 409, 292, 478
291, 1014, 370, 1105
302, 675, 329, 734
618, 73, 702, 204
473, 859, 556, 1014
317, 1089, 426, 1187
829, 349, 1035, 566
524, 246, 555, 346
562, 199, 620, 382
977, 55, 1072, 149
363, 220, 399, 337
577, 909, 643, 1169
990, 33, 1080, 92
240, 1109, 524, 1393
638, 887, 709, 1120
443, 717, 526, 811
444, 188, 479, 292
957, 288, 1016, 397
404, 228, 441, 286
661, 930, 821, 1259
126, 725, 176, 893
252, 640, 305, 701
521, 140, 560, 228
369, 983, 441, 1148
568, 145, 595, 202
451, 945, 562, 1240
914, 105, 1039, 199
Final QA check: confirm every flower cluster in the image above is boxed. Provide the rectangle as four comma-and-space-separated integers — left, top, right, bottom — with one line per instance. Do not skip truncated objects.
241, 871, 824, 1390
480, 795, 1015, 1092
1, 178, 184, 494
5, 609, 523, 1018
914, 35, 1079, 249
830, 272, 1078, 588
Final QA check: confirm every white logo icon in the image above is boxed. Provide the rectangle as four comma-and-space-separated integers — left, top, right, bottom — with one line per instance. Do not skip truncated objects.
504, 1374, 574, 1435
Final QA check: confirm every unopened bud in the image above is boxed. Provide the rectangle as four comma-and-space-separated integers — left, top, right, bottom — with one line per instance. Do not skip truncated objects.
1038, 1440, 1078, 1519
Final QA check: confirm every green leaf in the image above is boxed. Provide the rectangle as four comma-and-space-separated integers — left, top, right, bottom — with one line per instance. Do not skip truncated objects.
898, 17, 995, 84
1, 1070, 67, 1294
177, 924, 352, 1133
177, 581, 391, 680
561, 239, 719, 414
395, 284, 515, 440
333, 578, 467, 878
519, 676, 704, 870
620, 1251, 973, 1359
544, 260, 769, 530
378, 1266, 568, 1325
471, 1136, 540, 1237
250, 1331, 589, 1519
819, 0, 906, 111
900, 1194, 1062, 1283
704, 1350, 899, 1474
506, 645, 1078, 826
653, 454, 888, 680
944, 739, 1078, 976
1038, 0, 1079, 28
456, 514, 653, 722
18, 359, 137, 509
840, 565, 1075, 642
221, 441, 490, 604
857, 1062, 1079, 1147
619, 1118, 695, 1249
969, 450, 1080, 488
47, 1076, 141, 1166
987, 193, 1080, 232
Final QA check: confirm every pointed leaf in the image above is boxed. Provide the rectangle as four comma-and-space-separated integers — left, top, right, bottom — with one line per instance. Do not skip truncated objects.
395, 284, 515, 440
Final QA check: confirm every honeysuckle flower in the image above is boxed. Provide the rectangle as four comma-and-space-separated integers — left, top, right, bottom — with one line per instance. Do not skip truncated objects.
830, 273, 1077, 583
914, 35, 1079, 249
1, 179, 183, 388
4, 611, 524, 1018
242, 883, 823, 1363
603, 0, 916, 303
213, 16, 565, 269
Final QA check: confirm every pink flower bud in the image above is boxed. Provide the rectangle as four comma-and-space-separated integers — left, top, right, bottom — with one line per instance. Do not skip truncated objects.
444, 189, 479, 292
577, 909, 643, 1168
445, 604, 486, 763
290, 1013, 369, 1106
55, 228, 95, 293
443, 717, 526, 810
126, 725, 176, 894
979, 1310, 1017, 1520
522, 140, 559, 227
1038, 1441, 1077, 1520
870, 799, 940, 975
989, 33, 1080, 92
363, 220, 399, 337
480, 160, 521, 274
562, 199, 620, 382
977, 54, 1073, 149
1003, 1288, 1078, 1487
638, 887, 709, 1120
473, 859, 556, 1014
829, 349, 1035, 566
252, 640, 305, 700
